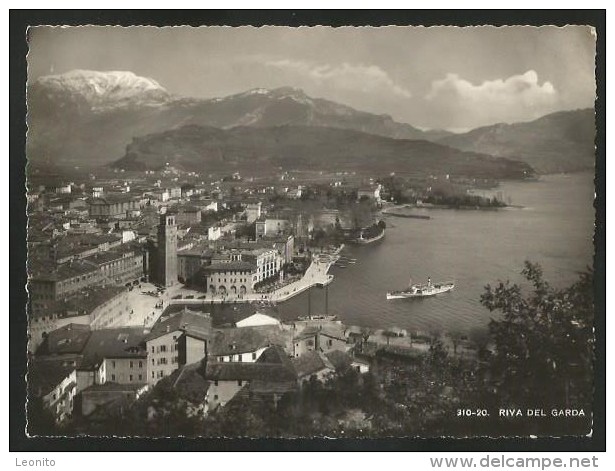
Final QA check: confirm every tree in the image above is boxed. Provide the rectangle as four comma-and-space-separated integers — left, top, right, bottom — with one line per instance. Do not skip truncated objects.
480, 261, 594, 410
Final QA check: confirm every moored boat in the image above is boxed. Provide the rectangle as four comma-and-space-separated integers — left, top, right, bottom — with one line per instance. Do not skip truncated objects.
387, 277, 454, 300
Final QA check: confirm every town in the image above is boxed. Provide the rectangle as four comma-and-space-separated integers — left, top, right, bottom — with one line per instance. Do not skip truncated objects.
28, 165, 494, 435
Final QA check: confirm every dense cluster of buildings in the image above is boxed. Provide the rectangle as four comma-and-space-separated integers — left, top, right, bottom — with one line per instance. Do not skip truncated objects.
27, 172, 391, 426
27, 176, 306, 348
30, 308, 372, 423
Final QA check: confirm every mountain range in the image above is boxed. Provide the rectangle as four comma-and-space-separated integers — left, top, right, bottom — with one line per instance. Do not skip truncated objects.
27, 70, 595, 176
115, 124, 532, 179
437, 109, 596, 174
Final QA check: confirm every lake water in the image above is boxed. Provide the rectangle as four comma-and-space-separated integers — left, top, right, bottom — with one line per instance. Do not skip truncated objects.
271, 172, 596, 334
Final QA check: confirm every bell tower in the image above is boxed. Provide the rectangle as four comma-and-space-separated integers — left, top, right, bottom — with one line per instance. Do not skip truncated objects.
157, 213, 178, 286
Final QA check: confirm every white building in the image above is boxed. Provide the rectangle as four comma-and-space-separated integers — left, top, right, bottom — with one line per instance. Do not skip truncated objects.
245, 202, 262, 223
255, 218, 291, 238
208, 226, 222, 241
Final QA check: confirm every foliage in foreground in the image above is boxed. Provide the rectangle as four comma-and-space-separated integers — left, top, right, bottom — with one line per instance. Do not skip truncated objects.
29, 262, 595, 438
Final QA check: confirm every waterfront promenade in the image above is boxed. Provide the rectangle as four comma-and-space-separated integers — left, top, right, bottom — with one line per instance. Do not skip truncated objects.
101, 247, 342, 329
168, 248, 342, 306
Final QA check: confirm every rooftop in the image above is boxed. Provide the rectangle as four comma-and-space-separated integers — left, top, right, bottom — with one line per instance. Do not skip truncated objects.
81, 381, 147, 393
211, 326, 291, 356
29, 259, 100, 282
204, 361, 296, 382
146, 308, 212, 342
80, 327, 148, 367
29, 285, 127, 319
324, 350, 354, 372
38, 323, 92, 355
294, 325, 346, 342
158, 362, 210, 403
204, 261, 256, 273
291, 351, 334, 378
88, 194, 138, 205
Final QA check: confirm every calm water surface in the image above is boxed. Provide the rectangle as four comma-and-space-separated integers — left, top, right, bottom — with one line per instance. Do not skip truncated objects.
272, 172, 595, 333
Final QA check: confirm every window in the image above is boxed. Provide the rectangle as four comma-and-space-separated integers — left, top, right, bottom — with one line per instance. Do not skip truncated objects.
129, 361, 133, 368
237, 380, 243, 386
138, 374, 143, 381
214, 380, 218, 386
214, 395, 219, 401
111, 374, 116, 381
252, 352, 257, 360
152, 359, 155, 365
139, 361, 143, 368
238, 354, 243, 362
151, 372, 155, 379
151, 346, 154, 353
129, 375, 133, 382
328, 339, 333, 347
160, 345, 167, 353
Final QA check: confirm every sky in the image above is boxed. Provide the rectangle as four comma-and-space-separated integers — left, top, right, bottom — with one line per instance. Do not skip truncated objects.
27, 26, 596, 131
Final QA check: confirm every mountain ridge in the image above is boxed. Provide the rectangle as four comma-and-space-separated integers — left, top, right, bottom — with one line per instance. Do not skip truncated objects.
27, 70, 453, 167
436, 109, 596, 173
27, 70, 594, 174
113, 123, 534, 180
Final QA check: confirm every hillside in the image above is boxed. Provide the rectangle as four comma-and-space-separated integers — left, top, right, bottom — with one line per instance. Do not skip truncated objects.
437, 109, 595, 173
113, 124, 534, 179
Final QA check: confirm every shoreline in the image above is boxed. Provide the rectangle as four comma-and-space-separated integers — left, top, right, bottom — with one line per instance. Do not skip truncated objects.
168, 244, 344, 306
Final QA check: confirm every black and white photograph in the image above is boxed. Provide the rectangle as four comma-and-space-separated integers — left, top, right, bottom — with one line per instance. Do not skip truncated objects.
13, 13, 604, 448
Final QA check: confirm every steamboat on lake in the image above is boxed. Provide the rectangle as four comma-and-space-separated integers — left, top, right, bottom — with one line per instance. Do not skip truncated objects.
386, 277, 455, 300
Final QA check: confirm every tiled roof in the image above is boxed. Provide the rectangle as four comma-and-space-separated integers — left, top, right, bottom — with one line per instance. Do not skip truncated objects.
80, 327, 148, 368
146, 308, 212, 342
211, 326, 290, 356
204, 362, 296, 382
82, 381, 147, 393
324, 350, 353, 372
294, 325, 346, 342
256, 345, 293, 368
38, 323, 92, 355
30, 259, 99, 282
29, 286, 127, 320
291, 351, 334, 378
88, 194, 137, 205
160, 362, 210, 403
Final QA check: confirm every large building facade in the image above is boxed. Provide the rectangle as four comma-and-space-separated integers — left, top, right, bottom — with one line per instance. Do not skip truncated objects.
204, 261, 256, 297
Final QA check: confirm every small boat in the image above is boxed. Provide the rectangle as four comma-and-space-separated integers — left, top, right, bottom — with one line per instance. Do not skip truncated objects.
297, 314, 338, 321
387, 277, 454, 300
385, 212, 431, 220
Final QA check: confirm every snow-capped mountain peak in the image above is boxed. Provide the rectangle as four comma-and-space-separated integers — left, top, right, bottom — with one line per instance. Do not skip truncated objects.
33, 69, 170, 109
